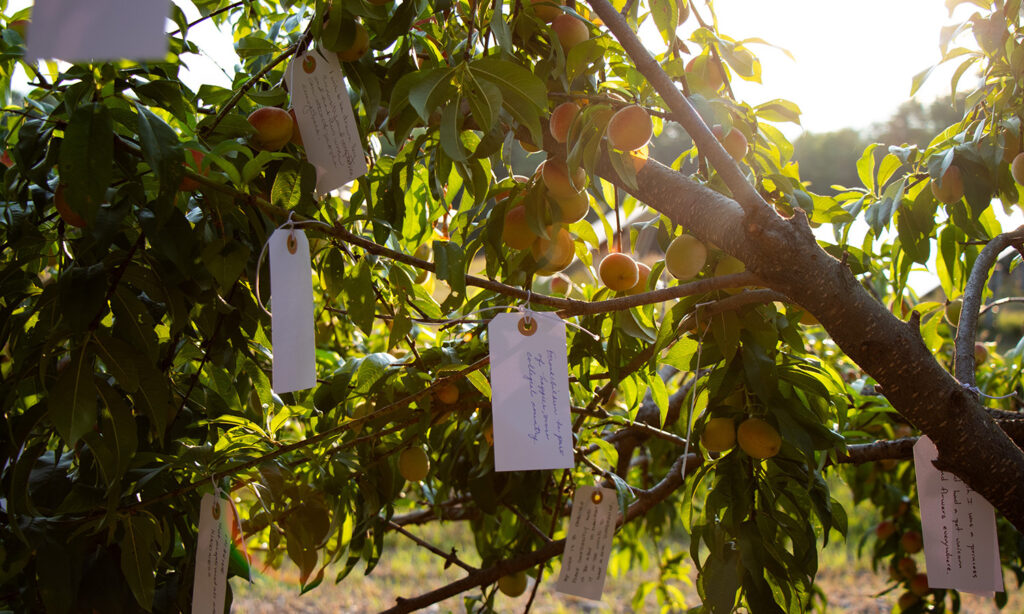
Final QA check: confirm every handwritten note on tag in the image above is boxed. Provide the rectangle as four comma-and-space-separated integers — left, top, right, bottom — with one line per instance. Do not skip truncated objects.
913, 436, 1003, 595
488, 312, 574, 471
269, 227, 316, 394
556, 486, 618, 601
287, 51, 367, 194
192, 494, 232, 614
26, 0, 168, 62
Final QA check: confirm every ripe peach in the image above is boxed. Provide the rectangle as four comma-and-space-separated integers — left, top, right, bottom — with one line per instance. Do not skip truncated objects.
896, 556, 918, 579
501, 205, 538, 250
436, 382, 460, 404
712, 124, 748, 161
179, 148, 206, 192
930, 165, 964, 204
909, 573, 930, 597
53, 184, 86, 228
900, 530, 923, 553
975, 342, 989, 365
1012, 152, 1024, 185
685, 54, 726, 93
540, 159, 586, 199
875, 520, 897, 540
664, 234, 707, 280
599, 252, 640, 292
549, 101, 580, 143
289, 109, 304, 147
551, 14, 589, 52
336, 23, 370, 62
551, 189, 590, 224
549, 275, 570, 295
897, 591, 920, 610
530, 0, 563, 22
247, 107, 294, 151
606, 104, 653, 152
625, 262, 652, 296
736, 417, 782, 459
531, 226, 575, 273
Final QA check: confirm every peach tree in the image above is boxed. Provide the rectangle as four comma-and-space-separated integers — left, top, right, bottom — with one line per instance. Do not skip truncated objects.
1, 0, 1024, 612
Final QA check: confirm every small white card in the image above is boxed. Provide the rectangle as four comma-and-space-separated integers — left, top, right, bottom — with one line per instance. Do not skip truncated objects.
25, 0, 168, 62
192, 494, 232, 614
488, 312, 574, 472
913, 436, 1003, 595
556, 486, 618, 601
269, 227, 316, 394
287, 51, 367, 194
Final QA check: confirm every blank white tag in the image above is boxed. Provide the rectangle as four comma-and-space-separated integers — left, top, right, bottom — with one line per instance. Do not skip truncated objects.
556, 486, 618, 601
26, 0, 168, 62
913, 436, 1003, 595
488, 312, 574, 471
192, 494, 232, 614
287, 51, 368, 194
269, 228, 316, 394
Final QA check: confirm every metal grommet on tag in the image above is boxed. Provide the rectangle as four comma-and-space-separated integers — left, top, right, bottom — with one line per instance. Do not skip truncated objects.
286, 233, 298, 254
518, 315, 537, 336
591, 491, 603, 504
212, 502, 221, 520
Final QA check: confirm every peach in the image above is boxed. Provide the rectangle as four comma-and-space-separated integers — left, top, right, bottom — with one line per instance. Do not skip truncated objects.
875, 520, 897, 540
53, 184, 86, 228
975, 342, 989, 365
179, 148, 206, 192
551, 189, 590, 224
712, 124, 748, 161
436, 382, 459, 404
247, 107, 294, 151
1002, 127, 1020, 163
540, 159, 586, 199
909, 573, 930, 597
625, 262, 652, 295
685, 54, 726, 93
930, 164, 963, 204
551, 14, 589, 52
606, 104, 653, 152
701, 417, 736, 452
289, 109, 304, 147
599, 252, 640, 292
736, 417, 781, 459
501, 205, 538, 250
664, 233, 707, 280
398, 446, 430, 482
549, 101, 580, 143
530, 0, 564, 22
897, 592, 920, 610
900, 530, 923, 554
336, 23, 370, 62
531, 226, 575, 273
0, 150, 12, 168
1012, 152, 1024, 185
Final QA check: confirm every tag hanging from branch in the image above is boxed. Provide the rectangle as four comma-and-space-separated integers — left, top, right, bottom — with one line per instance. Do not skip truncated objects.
268, 224, 316, 394
192, 493, 233, 614
555, 485, 618, 601
488, 311, 574, 471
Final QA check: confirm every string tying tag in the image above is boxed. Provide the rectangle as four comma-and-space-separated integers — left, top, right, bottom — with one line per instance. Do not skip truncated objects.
253, 215, 332, 317
960, 382, 1017, 400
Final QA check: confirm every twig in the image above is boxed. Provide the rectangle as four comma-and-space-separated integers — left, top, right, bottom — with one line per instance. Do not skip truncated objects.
386, 521, 478, 573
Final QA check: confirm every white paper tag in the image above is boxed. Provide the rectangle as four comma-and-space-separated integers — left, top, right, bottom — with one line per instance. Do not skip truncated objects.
269, 227, 316, 394
192, 494, 232, 614
556, 485, 618, 601
287, 51, 367, 194
488, 312, 574, 472
913, 436, 1003, 595
25, 0, 168, 62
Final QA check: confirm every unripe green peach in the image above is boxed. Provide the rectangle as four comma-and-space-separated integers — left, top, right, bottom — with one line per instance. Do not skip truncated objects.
1012, 152, 1024, 185
336, 23, 370, 62
529, 0, 563, 22
664, 234, 707, 280
599, 252, 640, 292
685, 54, 726, 93
701, 417, 736, 452
606, 104, 653, 152
549, 101, 580, 143
398, 446, 430, 482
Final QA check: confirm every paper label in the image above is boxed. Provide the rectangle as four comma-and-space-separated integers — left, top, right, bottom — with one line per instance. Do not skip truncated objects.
287, 50, 367, 194
913, 436, 1003, 595
488, 312, 574, 472
25, 0, 168, 62
555, 486, 618, 601
192, 494, 232, 614
269, 227, 316, 393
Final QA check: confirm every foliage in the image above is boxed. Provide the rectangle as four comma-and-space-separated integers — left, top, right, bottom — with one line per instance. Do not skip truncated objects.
1, 0, 1024, 613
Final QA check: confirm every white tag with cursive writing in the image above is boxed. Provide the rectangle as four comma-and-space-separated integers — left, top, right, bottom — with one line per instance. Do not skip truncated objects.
192, 494, 232, 614
488, 312, 574, 471
287, 50, 367, 194
913, 436, 1002, 595
556, 486, 618, 601
270, 227, 316, 394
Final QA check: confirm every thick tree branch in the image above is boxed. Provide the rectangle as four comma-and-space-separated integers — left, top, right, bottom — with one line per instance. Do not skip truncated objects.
954, 226, 1024, 386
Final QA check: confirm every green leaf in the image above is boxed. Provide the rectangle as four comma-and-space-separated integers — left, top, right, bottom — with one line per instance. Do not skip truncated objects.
49, 344, 98, 445
469, 59, 546, 144
753, 99, 801, 125
855, 143, 879, 194
135, 103, 182, 187
96, 380, 138, 484
58, 102, 114, 225
120, 513, 158, 610
650, 0, 678, 46
405, 67, 455, 121
648, 370, 669, 427
347, 259, 376, 335
439, 97, 468, 162
272, 158, 317, 210
93, 331, 140, 393
201, 240, 251, 291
